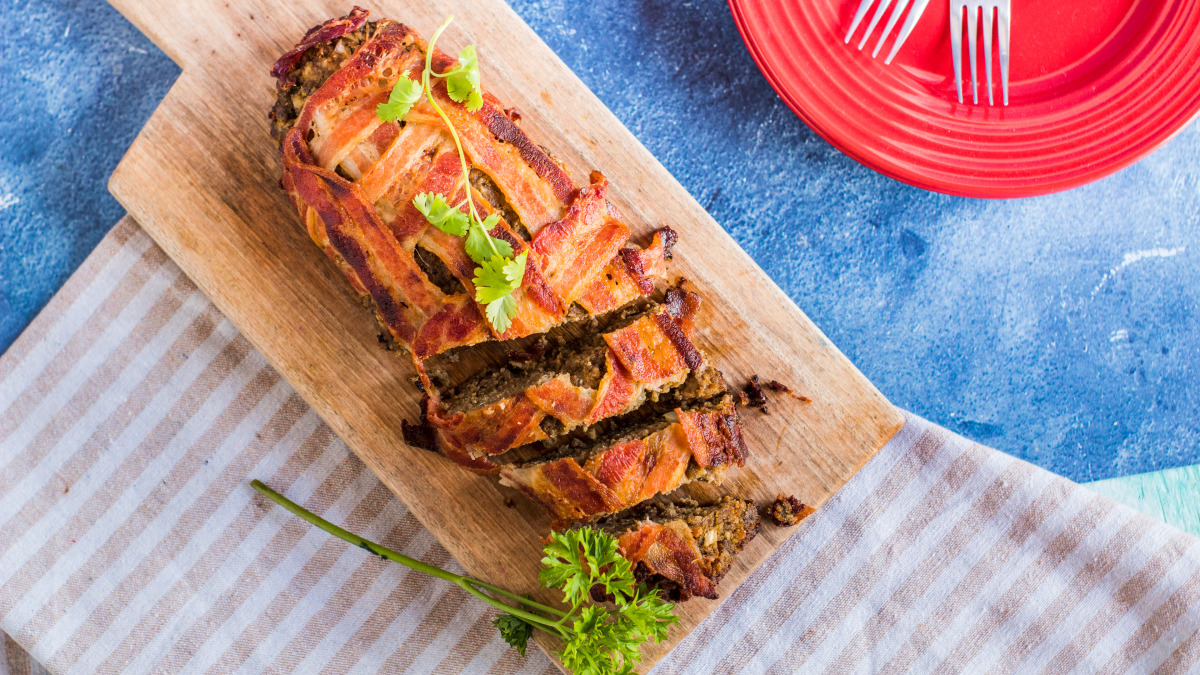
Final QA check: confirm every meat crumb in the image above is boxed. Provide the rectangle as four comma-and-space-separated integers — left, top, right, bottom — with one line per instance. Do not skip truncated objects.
377, 332, 396, 350
503, 497, 516, 508
766, 379, 812, 403
764, 494, 814, 527
401, 419, 437, 452
741, 375, 813, 413
742, 375, 770, 414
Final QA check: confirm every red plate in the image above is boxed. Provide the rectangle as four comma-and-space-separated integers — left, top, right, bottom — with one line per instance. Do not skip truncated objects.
728, 0, 1200, 197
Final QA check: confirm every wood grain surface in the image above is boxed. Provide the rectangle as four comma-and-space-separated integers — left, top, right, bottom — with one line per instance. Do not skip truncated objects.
105, 0, 904, 668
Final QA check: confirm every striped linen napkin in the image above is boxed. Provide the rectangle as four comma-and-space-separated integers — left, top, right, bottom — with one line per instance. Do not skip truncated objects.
1, 217, 1198, 674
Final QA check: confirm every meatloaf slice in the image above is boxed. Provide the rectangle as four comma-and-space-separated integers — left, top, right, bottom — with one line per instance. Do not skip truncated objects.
424, 286, 725, 469
585, 496, 759, 601
497, 395, 746, 523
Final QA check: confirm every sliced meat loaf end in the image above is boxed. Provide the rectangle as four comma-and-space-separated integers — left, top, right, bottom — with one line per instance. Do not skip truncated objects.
497, 395, 747, 523
424, 286, 723, 470
585, 496, 760, 601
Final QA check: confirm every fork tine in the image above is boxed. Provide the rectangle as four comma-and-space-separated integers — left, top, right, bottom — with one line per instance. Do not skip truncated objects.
997, 0, 1011, 105
950, 2, 964, 103
982, 3, 994, 105
845, 0, 876, 44
858, 0, 895, 50
966, 4, 979, 104
872, 0, 912, 58
884, 0, 931, 64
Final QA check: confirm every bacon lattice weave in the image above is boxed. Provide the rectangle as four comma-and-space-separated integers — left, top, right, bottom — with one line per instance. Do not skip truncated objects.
275, 13, 671, 361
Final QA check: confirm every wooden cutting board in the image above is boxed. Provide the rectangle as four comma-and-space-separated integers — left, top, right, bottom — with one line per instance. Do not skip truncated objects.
106, 0, 904, 669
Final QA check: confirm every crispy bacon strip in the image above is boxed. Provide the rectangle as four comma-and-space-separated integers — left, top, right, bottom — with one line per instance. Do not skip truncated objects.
586, 350, 641, 425
497, 401, 746, 522
269, 6, 369, 82
524, 375, 595, 426
532, 177, 629, 305
604, 313, 699, 390
576, 229, 676, 315
284, 128, 493, 354
431, 394, 548, 459
618, 522, 716, 600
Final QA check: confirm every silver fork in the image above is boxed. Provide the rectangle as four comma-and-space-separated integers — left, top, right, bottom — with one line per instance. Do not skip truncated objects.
950, 0, 1011, 105
844, 0, 933, 65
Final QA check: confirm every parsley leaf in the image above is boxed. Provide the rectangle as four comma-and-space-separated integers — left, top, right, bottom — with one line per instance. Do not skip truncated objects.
539, 528, 678, 673
444, 45, 484, 112
492, 613, 533, 656
412, 193, 469, 237
539, 526, 593, 607
615, 586, 677, 643
376, 75, 422, 122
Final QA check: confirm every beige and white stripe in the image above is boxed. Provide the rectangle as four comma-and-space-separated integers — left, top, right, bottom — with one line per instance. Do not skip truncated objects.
1, 218, 1198, 674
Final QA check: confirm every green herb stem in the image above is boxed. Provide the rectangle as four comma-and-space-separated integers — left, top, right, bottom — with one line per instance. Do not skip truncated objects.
554, 607, 577, 630
463, 578, 567, 618
457, 582, 569, 639
250, 479, 567, 636
421, 17, 504, 261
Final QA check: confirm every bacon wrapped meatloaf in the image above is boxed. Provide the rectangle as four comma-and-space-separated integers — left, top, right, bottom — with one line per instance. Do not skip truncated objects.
271, 8, 763, 602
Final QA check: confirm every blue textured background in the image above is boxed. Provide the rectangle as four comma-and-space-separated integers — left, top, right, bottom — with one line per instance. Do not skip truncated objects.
2, 0, 1197, 483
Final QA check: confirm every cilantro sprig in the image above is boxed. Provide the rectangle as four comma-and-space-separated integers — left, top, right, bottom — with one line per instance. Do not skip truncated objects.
374, 17, 522, 333
251, 480, 677, 674
375, 75, 422, 122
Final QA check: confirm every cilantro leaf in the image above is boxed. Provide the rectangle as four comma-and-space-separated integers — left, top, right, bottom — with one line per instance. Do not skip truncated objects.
474, 254, 519, 303
501, 249, 526, 286
492, 613, 533, 657
376, 75, 422, 122
463, 225, 492, 265
485, 295, 517, 335
489, 234, 514, 262
444, 45, 483, 112
413, 193, 469, 237
463, 214, 512, 264
473, 252, 525, 334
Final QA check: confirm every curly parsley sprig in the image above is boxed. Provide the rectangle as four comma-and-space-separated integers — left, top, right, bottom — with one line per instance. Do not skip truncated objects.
375, 17, 524, 333
251, 480, 677, 674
